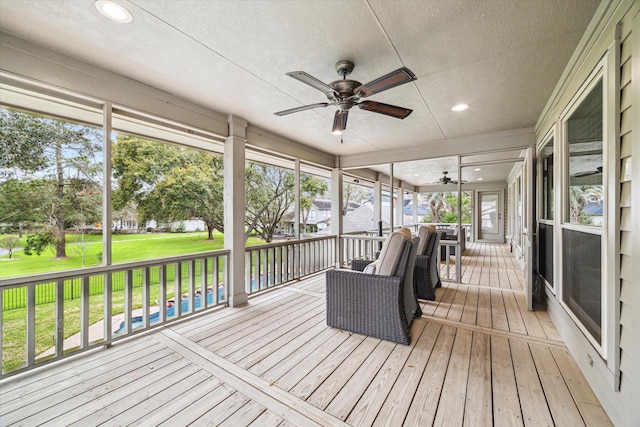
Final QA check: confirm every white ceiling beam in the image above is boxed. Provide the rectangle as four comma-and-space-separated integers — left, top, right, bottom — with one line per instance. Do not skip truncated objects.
339, 127, 535, 169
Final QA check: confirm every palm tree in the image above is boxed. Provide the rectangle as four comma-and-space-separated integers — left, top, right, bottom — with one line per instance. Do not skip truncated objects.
427, 192, 448, 223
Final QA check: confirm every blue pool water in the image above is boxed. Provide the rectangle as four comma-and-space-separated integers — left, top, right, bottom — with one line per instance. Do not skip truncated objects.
114, 287, 223, 334
114, 277, 280, 334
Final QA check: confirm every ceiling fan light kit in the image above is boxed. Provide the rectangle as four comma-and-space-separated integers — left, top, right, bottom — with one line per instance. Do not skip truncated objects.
275, 60, 417, 134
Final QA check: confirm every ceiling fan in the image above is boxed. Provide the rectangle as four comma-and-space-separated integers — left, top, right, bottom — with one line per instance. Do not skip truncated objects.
572, 166, 602, 177
274, 60, 417, 135
435, 171, 466, 185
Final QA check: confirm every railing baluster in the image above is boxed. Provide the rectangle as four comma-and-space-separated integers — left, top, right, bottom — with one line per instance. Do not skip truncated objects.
213, 256, 219, 304
103, 273, 112, 346
269, 248, 275, 287
142, 267, 150, 328
188, 260, 196, 313
55, 280, 64, 358
174, 263, 182, 318
26, 284, 36, 367
201, 259, 208, 309
124, 270, 133, 335
159, 266, 166, 323
81, 276, 90, 348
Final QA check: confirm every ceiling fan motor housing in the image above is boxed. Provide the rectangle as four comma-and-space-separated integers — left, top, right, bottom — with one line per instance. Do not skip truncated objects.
335, 60, 354, 77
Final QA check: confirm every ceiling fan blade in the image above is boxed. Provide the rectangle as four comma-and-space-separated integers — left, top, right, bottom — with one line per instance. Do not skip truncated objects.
354, 67, 417, 98
358, 100, 413, 119
286, 71, 339, 101
572, 166, 603, 177
332, 110, 349, 134
274, 103, 330, 116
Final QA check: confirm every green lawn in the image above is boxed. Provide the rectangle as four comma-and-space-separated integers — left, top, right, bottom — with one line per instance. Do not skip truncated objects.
0, 231, 267, 278
1, 231, 266, 373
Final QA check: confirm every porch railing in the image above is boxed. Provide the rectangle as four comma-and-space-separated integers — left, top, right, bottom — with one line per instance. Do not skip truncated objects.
244, 235, 336, 294
340, 233, 386, 267
0, 250, 229, 379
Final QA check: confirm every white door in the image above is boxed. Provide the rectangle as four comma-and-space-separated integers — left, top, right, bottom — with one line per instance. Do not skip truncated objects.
477, 191, 503, 242
522, 147, 535, 310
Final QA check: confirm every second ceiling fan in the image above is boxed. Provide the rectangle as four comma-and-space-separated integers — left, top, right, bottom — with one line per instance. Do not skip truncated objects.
274, 60, 417, 134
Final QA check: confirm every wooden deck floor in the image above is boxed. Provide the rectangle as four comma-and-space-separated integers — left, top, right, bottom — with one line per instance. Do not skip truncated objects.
0, 243, 611, 426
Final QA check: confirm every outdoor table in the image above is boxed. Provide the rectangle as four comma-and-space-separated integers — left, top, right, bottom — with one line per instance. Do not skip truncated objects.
438, 240, 461, 283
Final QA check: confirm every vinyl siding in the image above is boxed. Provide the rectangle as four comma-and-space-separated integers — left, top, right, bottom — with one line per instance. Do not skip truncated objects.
616, 4, 638, 425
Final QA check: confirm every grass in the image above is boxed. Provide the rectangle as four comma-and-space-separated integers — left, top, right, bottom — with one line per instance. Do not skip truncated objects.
0, 231, 234, 278
1, 231, 266, 373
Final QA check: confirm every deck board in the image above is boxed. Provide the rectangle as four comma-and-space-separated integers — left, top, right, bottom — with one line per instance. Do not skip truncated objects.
0, 242, 612, 427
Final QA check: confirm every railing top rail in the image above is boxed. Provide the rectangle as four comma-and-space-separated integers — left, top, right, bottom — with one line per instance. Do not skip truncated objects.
0, 249, 230, 288
245, 234, 336, 251
340, 235, 387, 242
340, 230, 378, 236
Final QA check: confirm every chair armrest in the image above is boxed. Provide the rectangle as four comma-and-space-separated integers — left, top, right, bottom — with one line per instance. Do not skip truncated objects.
414, 254, 435, 301
351, 259, 374, 272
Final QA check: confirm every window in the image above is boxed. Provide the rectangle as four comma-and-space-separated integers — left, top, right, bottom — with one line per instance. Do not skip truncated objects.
561, 76, 604, 346
541, 140, 554, 220
566, 80, 603, 227
1, 106, 103, 277
538, 137, 554, 287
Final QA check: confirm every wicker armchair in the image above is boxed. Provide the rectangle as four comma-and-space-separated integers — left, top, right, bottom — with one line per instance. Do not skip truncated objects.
414, 230, 443, 301
326, 237, 420, 345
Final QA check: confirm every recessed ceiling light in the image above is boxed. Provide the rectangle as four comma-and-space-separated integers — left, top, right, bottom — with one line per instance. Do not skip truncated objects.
474, 168, 482, 171
477, 177, 483, 181
451, 103, 469, 112
95, 1, 133, 23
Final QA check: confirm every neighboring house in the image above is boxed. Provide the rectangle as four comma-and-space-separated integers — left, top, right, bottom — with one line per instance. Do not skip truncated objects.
280, 199, 360, 234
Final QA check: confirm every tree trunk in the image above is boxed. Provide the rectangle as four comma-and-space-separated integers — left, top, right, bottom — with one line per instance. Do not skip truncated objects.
55, 141, 67, 258
207, 225, 213, 240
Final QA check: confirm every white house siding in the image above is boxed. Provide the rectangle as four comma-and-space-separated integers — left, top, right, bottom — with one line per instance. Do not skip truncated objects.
537, 2, 639, 425
618, 5, 639, 426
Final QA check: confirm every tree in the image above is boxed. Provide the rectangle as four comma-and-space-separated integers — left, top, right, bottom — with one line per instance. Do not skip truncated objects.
425, 192, 449, 223
299, 174, 328, 235
245, 163, 294, 242
0, 235, 20, 259
0, 179, 47, 237
343, 183, 367, 215
112, 136, 224, 240
0, 108, 102, 258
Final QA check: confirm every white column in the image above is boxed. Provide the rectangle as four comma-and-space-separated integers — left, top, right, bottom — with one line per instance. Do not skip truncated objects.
412, 191, 419, 225
389, 164, 394, 231
373, 177, 382, 233
294, 159, 301, 239
396, 181, 405, 228
331, 168, 343, 267
102, 103, 112, 266
224, 115, 248, 307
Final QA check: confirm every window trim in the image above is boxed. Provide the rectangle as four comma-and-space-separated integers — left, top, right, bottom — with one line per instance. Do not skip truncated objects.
558, 54, 611, 359
536, 127, 556, 293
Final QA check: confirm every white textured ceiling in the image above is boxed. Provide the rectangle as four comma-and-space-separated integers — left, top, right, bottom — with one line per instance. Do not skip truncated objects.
0, 0, 600, 186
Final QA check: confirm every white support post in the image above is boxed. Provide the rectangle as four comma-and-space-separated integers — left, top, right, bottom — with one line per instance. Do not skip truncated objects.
396, 181, 404, 227
224, 115, 248, 307
102, 103, 112, 266
389, 163, 394, 231
331, 168, 343, 267
412, 191, 419, 226
294, 159, 301, 239
373, 177, 382, 233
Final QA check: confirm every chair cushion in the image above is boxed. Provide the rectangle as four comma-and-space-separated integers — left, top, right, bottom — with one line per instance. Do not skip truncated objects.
363, 262, 377, 274
376, 230, 410, 276
416, 225, 435, 255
